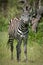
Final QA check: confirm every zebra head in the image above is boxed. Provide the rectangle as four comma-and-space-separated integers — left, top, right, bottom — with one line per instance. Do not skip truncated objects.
20, 6, 30, 25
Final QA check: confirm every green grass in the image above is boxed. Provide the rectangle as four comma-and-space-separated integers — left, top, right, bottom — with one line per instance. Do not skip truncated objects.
0, 0, 43, 64
0, 13, 43, 65
0, 32, 43, 65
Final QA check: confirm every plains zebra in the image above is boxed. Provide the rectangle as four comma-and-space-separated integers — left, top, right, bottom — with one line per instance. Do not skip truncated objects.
7, 6, 31, 61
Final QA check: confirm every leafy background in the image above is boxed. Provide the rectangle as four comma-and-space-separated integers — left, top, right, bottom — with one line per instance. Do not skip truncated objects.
0, 0, 43, 65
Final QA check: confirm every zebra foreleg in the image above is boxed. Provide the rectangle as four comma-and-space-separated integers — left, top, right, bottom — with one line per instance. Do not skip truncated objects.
23, 38, 27, 61
16, 39, 22, 61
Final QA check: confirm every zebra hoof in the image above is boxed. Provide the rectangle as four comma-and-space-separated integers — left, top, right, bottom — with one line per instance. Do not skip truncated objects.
17, 57, 21, 62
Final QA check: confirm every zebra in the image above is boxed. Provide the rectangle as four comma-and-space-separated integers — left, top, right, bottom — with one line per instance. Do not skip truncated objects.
7, 6, 31, 61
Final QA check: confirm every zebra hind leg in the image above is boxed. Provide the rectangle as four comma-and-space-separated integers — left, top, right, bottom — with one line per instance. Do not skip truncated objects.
10, 40, 14, 60
7, 35, 12, 46
8, 36, 14, 60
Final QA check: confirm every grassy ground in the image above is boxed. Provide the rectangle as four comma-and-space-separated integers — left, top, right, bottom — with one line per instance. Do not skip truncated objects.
0, 0, 43, 65
0, 32, 43, 65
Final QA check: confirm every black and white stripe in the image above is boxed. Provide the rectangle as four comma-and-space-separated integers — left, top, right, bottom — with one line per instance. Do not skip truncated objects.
17, 20, 29, 37
7, 4, 30, 61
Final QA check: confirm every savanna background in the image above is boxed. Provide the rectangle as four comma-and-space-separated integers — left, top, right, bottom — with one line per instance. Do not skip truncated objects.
0, 0, 43, 65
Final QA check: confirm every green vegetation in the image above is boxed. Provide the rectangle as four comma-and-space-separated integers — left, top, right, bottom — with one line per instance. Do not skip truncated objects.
0, 0, 43, 65
0, 32, 43, 65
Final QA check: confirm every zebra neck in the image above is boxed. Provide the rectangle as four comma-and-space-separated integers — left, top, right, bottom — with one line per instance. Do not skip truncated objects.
17, 28, 28, 35
18, 22, 28, 32
17, 21, 29, 35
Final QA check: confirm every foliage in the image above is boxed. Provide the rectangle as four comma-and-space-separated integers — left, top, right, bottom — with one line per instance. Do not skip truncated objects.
0, 1, 43, 65
0, 0, 43, 45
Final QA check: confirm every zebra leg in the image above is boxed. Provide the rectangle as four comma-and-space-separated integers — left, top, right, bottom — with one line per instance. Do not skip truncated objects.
10, 39, 14, 60
23, 37, 28, 61
8, 35, 14, 60
16, 38, 22, 61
